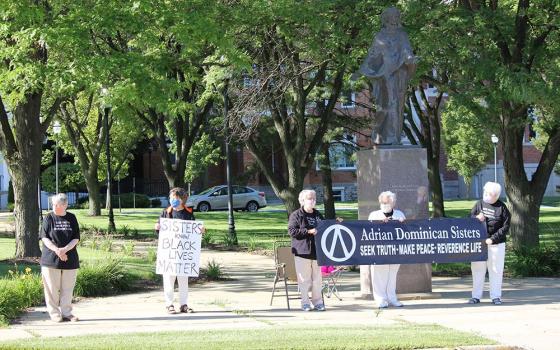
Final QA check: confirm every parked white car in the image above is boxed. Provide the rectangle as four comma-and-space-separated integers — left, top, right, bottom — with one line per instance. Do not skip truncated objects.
186, 185, 267, 212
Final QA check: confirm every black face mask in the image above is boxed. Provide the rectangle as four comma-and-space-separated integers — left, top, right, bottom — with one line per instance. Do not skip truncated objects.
383, 210, 394, 218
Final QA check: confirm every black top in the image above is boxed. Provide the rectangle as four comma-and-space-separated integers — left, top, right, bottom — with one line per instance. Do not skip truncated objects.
40, 212, 80, 269
470, 199, 511, 244
288, 207, 324, 260
160, 207, 196, 221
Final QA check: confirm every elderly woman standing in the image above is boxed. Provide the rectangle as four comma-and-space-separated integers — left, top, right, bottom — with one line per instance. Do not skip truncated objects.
469, 181, 510, 305
40, 193, 80, 322
288, 189, 325, 312
368, 191, 405, 308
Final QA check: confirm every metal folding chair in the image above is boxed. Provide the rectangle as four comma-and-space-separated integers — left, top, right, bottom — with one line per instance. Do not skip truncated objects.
269, 241, 299, 310
321, 266, 344, 301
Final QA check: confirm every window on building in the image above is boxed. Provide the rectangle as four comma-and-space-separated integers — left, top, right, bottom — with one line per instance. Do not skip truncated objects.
316, 133, 357, 170
341, 91, 355, 108
331, 187, 345, 202
329, 142, 356, 169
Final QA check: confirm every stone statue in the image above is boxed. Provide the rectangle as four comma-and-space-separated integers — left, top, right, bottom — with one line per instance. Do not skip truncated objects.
352, 7, 417, 145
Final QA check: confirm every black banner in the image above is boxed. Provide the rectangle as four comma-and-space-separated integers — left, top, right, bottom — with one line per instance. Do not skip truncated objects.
315, 218, 488, 266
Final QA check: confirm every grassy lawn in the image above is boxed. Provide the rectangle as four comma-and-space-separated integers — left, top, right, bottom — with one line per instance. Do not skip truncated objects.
0, 324, 494, 350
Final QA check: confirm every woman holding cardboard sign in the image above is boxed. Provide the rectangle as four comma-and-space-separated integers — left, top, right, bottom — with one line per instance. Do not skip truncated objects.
155, 187, 204, 314
368, 191, 405, 309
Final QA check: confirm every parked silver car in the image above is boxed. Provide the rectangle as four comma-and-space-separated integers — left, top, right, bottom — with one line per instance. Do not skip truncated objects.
186, 185, 267, 212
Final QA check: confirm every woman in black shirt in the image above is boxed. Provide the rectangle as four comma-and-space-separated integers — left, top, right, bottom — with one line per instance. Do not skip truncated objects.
40, 193, 80, 322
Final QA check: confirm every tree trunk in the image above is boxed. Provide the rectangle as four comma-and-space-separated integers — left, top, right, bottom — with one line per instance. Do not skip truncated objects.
11, 164, 42, 258
1, 93, 49, 258
427, 152, 445, 217
408, 86, 446, 217
85, 175, 101, 216
320, 142, 336, 219
500, 108, 560, 249
506, 189, 540, 248
278, 188, 300, 216
501, 114, 541, 249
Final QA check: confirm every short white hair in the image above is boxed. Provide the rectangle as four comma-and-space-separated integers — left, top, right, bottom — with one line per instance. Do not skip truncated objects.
378, 191, 396, 205
298, 189, 316, 206
483, 182, 501, 197
51, 193, 68, 206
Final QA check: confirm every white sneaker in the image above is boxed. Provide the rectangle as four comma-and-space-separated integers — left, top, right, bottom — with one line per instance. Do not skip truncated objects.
378, 301, 389, 309
389, 300, 403, 307
50, 315, 63, 323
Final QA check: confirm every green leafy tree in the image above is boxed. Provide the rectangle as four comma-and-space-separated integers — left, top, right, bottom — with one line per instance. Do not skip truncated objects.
405, 0, 560, 248
228, 0, 386, 214
40, 163, 86, 194
0, 1, 88, 257
441, 99, 493, 185
184, 133, 222, 185
93, 0, 231, 190
57, 91, 142, 215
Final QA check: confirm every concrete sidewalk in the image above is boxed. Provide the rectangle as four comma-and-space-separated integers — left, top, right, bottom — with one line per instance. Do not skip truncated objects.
1, 250, 558, 350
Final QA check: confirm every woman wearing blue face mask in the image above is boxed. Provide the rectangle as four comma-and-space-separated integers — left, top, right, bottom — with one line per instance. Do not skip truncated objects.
154, 187, 201, 314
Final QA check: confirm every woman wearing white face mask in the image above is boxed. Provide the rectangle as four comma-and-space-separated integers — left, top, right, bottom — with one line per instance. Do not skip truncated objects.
288, 189, 326, 311
368, 191, 405, 308
469, 181, 510, 305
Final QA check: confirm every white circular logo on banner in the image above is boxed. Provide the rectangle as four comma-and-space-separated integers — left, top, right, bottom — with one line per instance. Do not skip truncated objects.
321, 224, 356, 262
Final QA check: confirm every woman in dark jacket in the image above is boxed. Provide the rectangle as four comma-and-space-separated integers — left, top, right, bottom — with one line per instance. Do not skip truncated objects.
469, 181, 510, 305
288, 189, 325, 311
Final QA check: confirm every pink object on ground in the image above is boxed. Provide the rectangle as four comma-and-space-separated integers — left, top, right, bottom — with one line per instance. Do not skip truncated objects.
321, 266, 336, 276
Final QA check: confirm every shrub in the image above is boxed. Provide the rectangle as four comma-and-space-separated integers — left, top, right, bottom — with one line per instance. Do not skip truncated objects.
90, 237, 100, 250
222, 233, 237, 248
120, 225, 131, 237
432, 262, 471, 277
99, 237, 113, 252
122, 241, 135, 256
507, 243, 560, 277
0, 267, 43, 325
74, 260, 134, 297
246, 236, 258, 252
147, 248, 157, 263
201, 232, 213, 248
204, 259, 224, 280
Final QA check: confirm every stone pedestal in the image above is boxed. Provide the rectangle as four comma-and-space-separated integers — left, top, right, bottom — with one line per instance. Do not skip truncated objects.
357, 147, 432, 297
